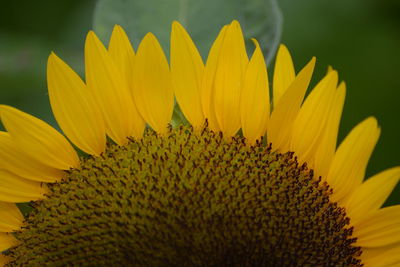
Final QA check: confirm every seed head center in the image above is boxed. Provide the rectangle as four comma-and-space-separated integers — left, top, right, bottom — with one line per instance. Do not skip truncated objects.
7, 126, 362, 266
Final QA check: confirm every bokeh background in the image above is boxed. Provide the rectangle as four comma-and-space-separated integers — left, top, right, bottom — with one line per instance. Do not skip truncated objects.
0, 0, 399, 204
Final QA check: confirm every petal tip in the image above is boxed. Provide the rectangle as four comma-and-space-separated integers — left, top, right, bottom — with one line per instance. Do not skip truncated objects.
230, 20, 240, 27
250, 38, 260, 47
278, 43, 289, 52
365, 116, 379, 128
86, 31, 100, 45
113, 24, 123, 31
172, 20, 182, 29
144, 32, 156, 41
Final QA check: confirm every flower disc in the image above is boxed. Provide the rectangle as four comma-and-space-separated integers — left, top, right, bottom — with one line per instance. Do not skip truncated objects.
6, 126, 361, 266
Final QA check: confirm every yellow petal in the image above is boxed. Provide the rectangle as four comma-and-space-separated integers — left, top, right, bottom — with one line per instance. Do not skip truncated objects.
132, 33, 174, 135
170, 21, 205, 129
108, 24, 136, 80
47, 52, 106, 156
326, 117, 380, 202
313, 82, 346, 178
240, 39, 270, 145
213, 20, 248, 137
108, 26, 146, 139
346, 167, 400, 224
85, 31, 140, 144
273, 44, 295, 107
0, 105, 79, 170
362, 244, 400, 267
0, 202, 23, 232
268, 57, 316, 151
290, 70, 338, 164
0, 233, 18, 252
0, 131, 64, 182
0, 169, 47, 203
354, 205, 400, 247
201, 25, 228, 132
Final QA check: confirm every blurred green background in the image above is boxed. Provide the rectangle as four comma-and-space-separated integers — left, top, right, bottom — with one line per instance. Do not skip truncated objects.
0, 0, 399, 203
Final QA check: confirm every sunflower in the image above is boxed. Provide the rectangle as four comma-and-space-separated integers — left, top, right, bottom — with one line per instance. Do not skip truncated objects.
0, 20, 399, 266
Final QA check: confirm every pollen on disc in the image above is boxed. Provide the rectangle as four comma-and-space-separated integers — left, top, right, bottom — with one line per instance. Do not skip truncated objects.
6, 126, 362, 266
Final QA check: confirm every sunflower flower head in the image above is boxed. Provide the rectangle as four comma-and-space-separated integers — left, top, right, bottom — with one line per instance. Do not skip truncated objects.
0, 20, 399, 266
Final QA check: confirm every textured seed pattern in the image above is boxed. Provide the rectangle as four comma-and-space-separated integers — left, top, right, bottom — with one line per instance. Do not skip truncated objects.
7, 126, 362, 266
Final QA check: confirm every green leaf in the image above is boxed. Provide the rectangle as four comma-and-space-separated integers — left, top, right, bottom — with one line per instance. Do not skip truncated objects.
17, 203, 34, 218
93, 0, 282, 63
171, 102, 188, 128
